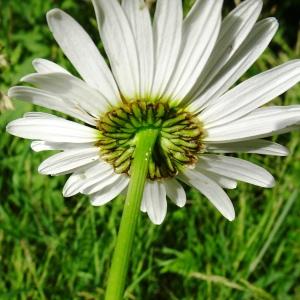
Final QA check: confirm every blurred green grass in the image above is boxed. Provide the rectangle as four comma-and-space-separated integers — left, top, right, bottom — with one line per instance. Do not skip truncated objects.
1, 0, 300, 299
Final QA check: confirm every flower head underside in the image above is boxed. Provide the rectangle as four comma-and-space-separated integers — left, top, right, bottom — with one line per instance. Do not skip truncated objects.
6, 0, 300, 224
97, 100, 205, 179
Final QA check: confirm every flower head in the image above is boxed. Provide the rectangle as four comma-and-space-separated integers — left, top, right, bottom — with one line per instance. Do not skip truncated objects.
6, 0, 300, 224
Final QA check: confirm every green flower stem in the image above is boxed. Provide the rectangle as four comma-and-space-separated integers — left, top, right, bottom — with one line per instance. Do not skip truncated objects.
105, 128, 159, 300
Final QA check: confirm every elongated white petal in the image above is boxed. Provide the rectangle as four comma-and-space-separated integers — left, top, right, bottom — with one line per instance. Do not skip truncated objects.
270, 124, 300, 136
31, 141, 58, 152
92, 0, 140, 99
186, 0, 262, 102
164, 0, 222, 101
8, 86, 96, 125
201, 60, 300, 127
164, 179, 186, 207
83, 161, 112, 177
31, 141, 94, 152
38, 147, 99, 175
141, 181, 167, 225
200, 171, 237, 189
63, 162, 114, 197
82, 171, 120, 195
32, 58, 71, 74
61, 162, 102, 196
63, 173, 86, 197
151, 0, 182, 98
189, 18, 278, 113
179, 169, 235, 221
46, 9, 120, 103
206, 106, 300, 142
122, 0, 153, 98
6, 114, 99, 143
23, 112, 60, 119
64, 161, 112, 193
207, 139, 289, 156
22, 72, 111, 116
197, 155, 275, 188
141, 199, 146, 213
90, 175, 129, 206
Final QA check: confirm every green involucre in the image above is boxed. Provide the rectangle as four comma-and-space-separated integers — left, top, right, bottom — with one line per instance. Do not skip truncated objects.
96, 100, 205, 179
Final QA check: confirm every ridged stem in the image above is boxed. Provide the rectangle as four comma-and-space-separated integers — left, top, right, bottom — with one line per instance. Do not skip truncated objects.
104, 128, 159, 300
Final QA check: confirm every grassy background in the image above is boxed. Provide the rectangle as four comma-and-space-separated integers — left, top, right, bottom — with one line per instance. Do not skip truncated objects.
1, 0, 300, 299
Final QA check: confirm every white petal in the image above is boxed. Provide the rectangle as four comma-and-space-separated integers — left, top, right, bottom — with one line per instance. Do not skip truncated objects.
140, 198, 147, 213
207, 139, 289, 156
31, 141, 58, 152
62, 162, 100, 196
185, 0, 262, 102
23, 112, 60, 119
188, 18, 278, 113
197, 155, 275, 188
38, 147, 100, 175
200, 171, 237, 189
141, 181, 167, 225
164, 0, 222, 101
122, 0, 153, 98
90, 175, 129, 206
32, 58, 71, 74
151, 0, 182, 98
164, 178, 186, 207
63, 173, 86, 197
205, 106, 300, 142
179, 169, 235, 221
22, 72, 111, 116
81, 171, 120, 195
6, 114, 99, 143
8, 86, 96, 126
31, 140, 94, 152
63, 161, 114, 197
92, 0, 140, 99
46, 8, 120, 103
201, 60, 300, 127
270, 124, 300, 136
83, 161, 112, 177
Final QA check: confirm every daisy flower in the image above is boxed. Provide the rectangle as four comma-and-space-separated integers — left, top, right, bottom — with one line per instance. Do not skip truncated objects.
6, 0, 300, 225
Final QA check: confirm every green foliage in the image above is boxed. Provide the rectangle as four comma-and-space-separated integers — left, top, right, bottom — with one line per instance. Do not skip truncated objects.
1, 1, 300, 299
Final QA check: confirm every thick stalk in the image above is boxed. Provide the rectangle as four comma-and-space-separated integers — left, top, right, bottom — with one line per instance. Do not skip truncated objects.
105, 128, 159, 300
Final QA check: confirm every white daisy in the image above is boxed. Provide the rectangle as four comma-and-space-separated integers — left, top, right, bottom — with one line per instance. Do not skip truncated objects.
6, 0, 300, 224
